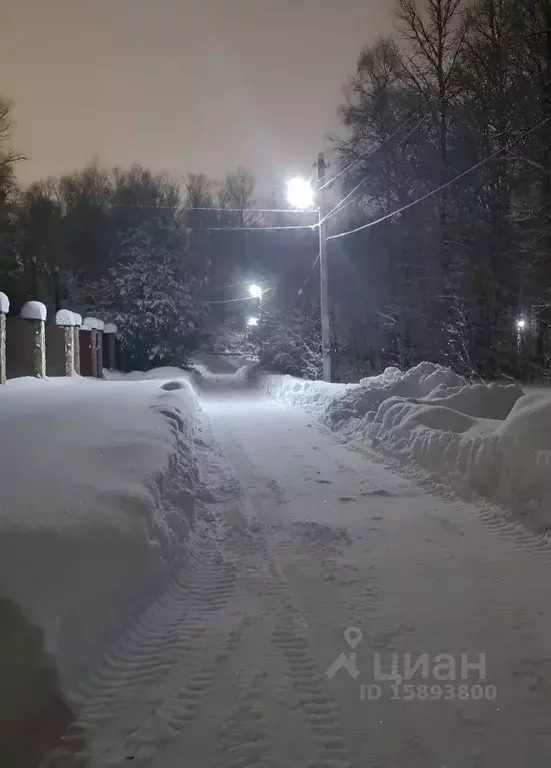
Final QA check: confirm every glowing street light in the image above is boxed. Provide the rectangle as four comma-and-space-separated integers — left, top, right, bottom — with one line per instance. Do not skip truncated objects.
516, 318, 527, 331
248, 283, 263, 299
286, 160, 331, 382
286, 177, 315, 211
247, 316, 259, 327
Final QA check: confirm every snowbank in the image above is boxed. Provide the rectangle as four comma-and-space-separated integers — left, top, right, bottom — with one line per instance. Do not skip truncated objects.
21, 300, 47, 321
0, 370, 202, 686
263, 363, 551, 528
104, 322, 117, 334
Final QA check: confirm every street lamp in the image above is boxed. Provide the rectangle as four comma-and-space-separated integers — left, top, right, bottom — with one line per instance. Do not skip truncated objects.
516, 318, 527, 331
286, 155, 331, 382
247, 316, 259, 327
286, 177, 315, 211
248, 283, 263, 299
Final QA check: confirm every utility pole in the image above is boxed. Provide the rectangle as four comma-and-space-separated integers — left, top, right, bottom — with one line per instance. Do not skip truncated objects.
317, 152, 332, 382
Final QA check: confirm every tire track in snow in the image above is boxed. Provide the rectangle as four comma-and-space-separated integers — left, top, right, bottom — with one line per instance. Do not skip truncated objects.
43, 411, 248, 766
47, 526, 239, 765
350, 434, 551, 563
212, 427, 368, 768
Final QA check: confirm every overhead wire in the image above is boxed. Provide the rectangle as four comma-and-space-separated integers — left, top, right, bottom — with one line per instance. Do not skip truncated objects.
189, 223, 315, 232
317, 94, 450, 227
320, 102, 448, 226
184, 206, 317, 214
327, 113, 551, 241
109, 204, 317, 214
318, 94, 447, 194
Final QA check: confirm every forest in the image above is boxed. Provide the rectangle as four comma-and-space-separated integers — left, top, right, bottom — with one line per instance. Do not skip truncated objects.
1, 0, 551, 379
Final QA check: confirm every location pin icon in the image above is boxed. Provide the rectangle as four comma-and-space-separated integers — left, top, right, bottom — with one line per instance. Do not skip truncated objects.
344, 627, 363, 649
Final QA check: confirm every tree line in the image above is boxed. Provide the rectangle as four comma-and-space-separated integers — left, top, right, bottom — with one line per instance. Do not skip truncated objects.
332, 0, 551, 378
1, 0, 551, 378
0, 106, 319, 370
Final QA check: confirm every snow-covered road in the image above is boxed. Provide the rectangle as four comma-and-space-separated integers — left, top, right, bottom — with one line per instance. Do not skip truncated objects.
63, 368, 551, 767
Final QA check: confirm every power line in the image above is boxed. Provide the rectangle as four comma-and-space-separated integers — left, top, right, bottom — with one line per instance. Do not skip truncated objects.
318, 157, 360, 192
321, 103, 446, 225
202, 295, 264, 305
327, 113, 551, 241
109, 203, 317, 214
186, 206, 317, 214
189, 223, 315, 232
318, 94, 446, 194
318, 95, 449, 225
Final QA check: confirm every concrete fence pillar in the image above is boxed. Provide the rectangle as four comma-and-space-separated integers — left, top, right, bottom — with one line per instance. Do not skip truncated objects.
103, 323, 118, 370
20, 301, 47, 377
95, 320, 104, 379
46, 310, 78, 377
82, 318, 100, 378
0, 292, 8, 385
73, 313, 82, 375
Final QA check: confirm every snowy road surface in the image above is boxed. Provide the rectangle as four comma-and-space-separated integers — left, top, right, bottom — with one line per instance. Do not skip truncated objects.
49, 368, 551, 765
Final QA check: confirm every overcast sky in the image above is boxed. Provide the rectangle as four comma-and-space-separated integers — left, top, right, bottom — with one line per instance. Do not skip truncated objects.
1, 0, 394, 191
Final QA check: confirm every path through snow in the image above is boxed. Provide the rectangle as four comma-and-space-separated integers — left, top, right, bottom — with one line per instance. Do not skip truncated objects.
46, 366, 551, 767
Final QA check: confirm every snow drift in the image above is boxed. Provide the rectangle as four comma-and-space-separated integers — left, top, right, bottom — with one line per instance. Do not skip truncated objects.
0, 371, 203, 687
263, 363, 551, 529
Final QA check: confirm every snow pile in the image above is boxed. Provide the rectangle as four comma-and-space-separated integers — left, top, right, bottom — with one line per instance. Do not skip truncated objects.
104, 322, 117, 334
82, 316, 100, 330
0, 291, 9, 313
263, 363, 551, 526
0, 371, 203, 685
263, 362, 467, 427
262, 374, 351, 415
21, 300, 47, 321
55, 310, 76, 327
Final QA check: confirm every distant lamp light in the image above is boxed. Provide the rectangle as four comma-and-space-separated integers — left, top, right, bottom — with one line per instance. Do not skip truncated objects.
516, 318, 527, 331
247, 316, 259, 327
286, 177, 314, 210
248, 283, 263, 299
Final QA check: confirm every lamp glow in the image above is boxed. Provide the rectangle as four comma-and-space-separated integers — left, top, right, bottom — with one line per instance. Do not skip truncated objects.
248, 284, 263, 298
286, 177, 314, 210
516, 318, 527, 330
247, 317, 259, 327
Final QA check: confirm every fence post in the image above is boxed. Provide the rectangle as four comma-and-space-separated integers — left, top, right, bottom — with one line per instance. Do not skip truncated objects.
20, 301, 47, 377
103, 323, 118, 370
82, 318, 99, 378
0, 292, 8, 385
96, 320, 104, 378
73, 313, 81, 375
54, 310, 76, 376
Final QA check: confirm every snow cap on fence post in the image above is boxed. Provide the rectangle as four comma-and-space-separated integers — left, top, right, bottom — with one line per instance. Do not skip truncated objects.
0, 291, 8, 384
55, 309, 76, 327
20, 300, 47, 377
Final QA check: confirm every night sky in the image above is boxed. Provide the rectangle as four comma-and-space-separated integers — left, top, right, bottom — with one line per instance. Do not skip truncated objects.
1, 0, 393, 191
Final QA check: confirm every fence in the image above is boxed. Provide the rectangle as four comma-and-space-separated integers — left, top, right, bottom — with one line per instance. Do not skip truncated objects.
0, 294, 120, 384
